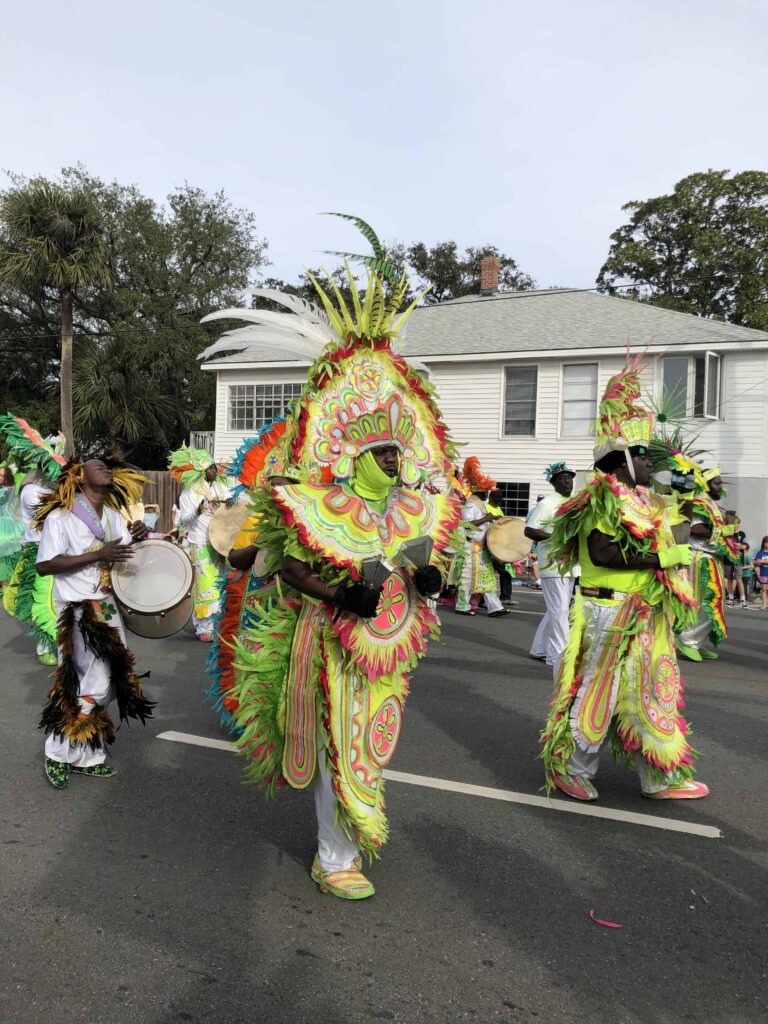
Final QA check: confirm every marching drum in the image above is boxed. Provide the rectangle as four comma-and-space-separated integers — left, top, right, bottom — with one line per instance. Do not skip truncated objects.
111, 539, 194, 638
486, 516, 529, 564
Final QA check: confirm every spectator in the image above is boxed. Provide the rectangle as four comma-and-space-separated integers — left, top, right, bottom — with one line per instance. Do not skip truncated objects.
725, 530, 750, 608
752, 536, 768, 611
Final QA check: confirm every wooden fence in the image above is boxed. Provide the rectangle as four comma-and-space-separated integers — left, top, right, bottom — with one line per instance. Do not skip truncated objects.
138, 470, 183, 534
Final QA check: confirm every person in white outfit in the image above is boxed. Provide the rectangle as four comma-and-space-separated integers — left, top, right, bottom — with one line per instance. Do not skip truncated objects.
525, 462, 578, 666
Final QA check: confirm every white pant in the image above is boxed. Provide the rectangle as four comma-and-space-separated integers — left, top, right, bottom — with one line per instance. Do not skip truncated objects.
193, 613, 215, 637
530, 576, 574, 665
569, 746, 674, 795
44, 605, 119, 768
313, 740, 359, 871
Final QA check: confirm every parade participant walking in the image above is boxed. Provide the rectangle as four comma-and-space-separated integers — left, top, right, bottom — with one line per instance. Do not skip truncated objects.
169, 446, 233, 641
676, 467, 740, 661
206, 218, 460, 899
0, 415, 66, 665
725, 530, 749, 609
753, 536, 768, 610
34, 456, 155, 790
0, 467, 24, 593
525, 462, 577, 666
540, 356, 706, 801
451, 457, 509, 617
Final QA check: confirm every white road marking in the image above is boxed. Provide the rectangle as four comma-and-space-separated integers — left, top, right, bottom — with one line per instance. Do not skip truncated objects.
156, 731, 722, 840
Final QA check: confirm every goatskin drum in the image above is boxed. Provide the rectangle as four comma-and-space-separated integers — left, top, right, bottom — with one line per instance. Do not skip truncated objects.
111, 539, 194, 638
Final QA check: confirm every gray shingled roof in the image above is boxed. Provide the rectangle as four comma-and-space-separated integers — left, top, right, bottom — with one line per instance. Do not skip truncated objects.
202, 288, 768, 366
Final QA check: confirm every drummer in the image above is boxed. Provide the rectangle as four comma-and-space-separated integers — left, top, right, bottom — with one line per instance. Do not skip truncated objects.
452, 457, 510, 618
34, 456, 155, 790
524, 461, 577, 667
169, 445, 233, 642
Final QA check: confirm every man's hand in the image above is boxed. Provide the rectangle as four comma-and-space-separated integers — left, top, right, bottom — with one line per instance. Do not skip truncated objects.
658, 544, 693, 569
128, 520, 149, 542
224, 498, 234, 509
332, 583, 382, 619
414, 565, 442, 597
99, 541, 134, 564
197, 500, 206, 515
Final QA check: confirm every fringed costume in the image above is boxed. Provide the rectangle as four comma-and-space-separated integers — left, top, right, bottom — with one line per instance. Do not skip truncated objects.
539, 356, 708, 801
0, 415, 66, 665
0, 484, 24, 588
34, 458, 155, 788
199, 215, 460, 898
677, 475, 740, 659
169, 445, 232, 640
449, 457, 505, 615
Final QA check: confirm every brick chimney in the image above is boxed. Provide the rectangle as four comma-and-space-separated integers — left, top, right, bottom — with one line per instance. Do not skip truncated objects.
479, 255, 500, 295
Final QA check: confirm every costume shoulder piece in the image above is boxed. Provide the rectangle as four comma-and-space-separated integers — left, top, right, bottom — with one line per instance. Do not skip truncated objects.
0, 414, 66, 485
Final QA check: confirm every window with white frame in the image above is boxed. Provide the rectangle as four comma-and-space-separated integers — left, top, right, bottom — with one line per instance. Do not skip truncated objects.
503, 365, 537, 436
661, 353, 722, 419
227, 383, 303, 431
496, 481, 531, 517
561, 362, 598, 437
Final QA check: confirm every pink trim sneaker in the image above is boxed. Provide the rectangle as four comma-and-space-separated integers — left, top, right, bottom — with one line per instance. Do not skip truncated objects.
644, 780, 709, 800
553, 773, 598, 801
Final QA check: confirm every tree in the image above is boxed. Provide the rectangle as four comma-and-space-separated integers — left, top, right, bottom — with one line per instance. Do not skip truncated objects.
0, 167, 268, 466
0, 180, 111, 455
597, 170, 768, 330
406, 242, 535, 304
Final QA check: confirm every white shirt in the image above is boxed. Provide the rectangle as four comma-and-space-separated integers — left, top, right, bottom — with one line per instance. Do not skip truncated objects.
526, 491, 577, 578
461, 500, 489, 544
178, 481, 231, 547
37, 507, 131, 603
20, 483, 48, 543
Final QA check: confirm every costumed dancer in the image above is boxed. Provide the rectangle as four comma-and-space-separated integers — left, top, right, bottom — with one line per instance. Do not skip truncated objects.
0, 415, 66, 665
450, 457, 510, 618
0, 467, 24, 592
676, 467, 739, 662
35, 456, 155, 790
525, 461, 577, 667
202, 216, 460, 899
207, 420, 296, 732
169, 446, 233, 641
539, 355, 708, 801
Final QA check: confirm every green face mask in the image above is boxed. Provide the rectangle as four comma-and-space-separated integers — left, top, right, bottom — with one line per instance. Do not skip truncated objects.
352, 450, 398, 502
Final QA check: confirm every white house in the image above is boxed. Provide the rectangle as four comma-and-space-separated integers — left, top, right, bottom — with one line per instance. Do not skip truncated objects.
200, 277, 768, 545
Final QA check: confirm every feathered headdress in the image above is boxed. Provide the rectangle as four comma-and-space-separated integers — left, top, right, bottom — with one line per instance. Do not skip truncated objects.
0, 414, 66, 485
34, 457, 149, 529
198, 214, 457, 487
168, 444, 226, 490
461, 456, 496, 493
593, 351, 655, 479
227, 419, 314, 499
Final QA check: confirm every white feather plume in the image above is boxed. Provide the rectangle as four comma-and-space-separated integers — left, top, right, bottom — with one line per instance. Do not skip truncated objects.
199, 307, 332, 362
198, 323, 321, 362
249, 288, 333, 331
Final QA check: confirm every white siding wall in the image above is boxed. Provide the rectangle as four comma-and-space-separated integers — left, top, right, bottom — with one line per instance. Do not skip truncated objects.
212, 365, 309, 462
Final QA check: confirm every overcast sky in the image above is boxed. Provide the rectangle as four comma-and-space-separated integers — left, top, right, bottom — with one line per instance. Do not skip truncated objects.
3, 0, 767, 290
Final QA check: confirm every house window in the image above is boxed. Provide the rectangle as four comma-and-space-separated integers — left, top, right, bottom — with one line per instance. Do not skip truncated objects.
661, 353, 721, 419
227, 383, 303, 431
561, 362, 598, 437
504, 366, 537, 435
496, 481, 531, 518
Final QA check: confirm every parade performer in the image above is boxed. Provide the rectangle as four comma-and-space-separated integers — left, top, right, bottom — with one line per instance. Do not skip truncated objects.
676, 467, 739, 661
525, 461, 577, 667
450, 457, 509, 617
0, 468, 24, 592
34, 456, 155, 790
206, 420, 296, 733
201, 217, 460, 898
0, 415, 66, 665
539, 355, 708, 801
169, 445, 233, 641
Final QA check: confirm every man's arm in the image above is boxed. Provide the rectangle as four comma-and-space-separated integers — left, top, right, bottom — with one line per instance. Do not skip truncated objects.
587, 530, 662, 571
37, 540, 133, 576
229, 545, 258, 571
524, 526, 551, 542
281, 555, 339, 602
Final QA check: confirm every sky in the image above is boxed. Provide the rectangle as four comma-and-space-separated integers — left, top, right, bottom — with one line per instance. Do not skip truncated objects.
3, 0, 767, 291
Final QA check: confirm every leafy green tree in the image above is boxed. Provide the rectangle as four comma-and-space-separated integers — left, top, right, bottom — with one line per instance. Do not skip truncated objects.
406, 242, 535, 304
597, 170, 768, 330
0, 179, 111, 455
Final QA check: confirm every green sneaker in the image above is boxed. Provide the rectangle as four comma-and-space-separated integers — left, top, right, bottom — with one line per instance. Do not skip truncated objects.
699, 649, 719, 659
676, 642, 702, 662
37, 650, 58, 666
70, 763, 117, 778
44, 757, 70, 790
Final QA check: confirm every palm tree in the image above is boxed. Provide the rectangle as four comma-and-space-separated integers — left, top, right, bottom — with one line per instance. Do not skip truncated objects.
0, 180, 111, 456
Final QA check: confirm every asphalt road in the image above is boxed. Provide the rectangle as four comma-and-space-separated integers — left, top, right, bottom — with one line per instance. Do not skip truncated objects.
1, 589, 767, 1024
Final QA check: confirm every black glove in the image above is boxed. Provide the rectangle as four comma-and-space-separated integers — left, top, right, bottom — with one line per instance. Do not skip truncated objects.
414, 565, 442, 597
332, 583, 382, 619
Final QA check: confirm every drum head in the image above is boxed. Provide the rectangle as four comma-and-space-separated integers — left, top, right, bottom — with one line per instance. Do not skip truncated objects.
111, 539, 194, 614
209, 501, 252, 557
486, 516, 529, 563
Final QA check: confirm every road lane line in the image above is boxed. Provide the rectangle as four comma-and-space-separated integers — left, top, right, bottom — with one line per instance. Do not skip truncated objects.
156, 730, 721, 839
